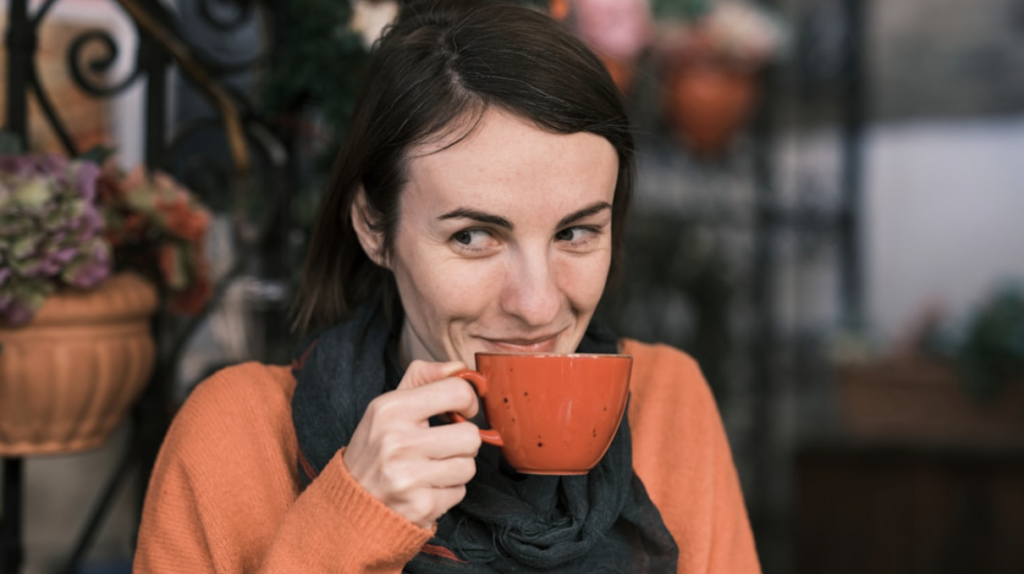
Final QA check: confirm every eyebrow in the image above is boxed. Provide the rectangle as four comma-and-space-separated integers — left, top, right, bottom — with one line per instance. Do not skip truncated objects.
557, 201, 612, 228
438, 201, 612, 230
438, 208, 513, 229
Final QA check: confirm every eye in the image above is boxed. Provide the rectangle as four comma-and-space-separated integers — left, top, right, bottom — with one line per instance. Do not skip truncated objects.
555, 226, 599, 244
453, 229, 487, 245
453, 229, 477, 245
450, 228, 500, 254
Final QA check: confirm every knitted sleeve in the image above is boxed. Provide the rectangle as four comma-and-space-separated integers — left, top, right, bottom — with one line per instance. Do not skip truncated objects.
133, 363, 433, 573
623, 340, 762, 574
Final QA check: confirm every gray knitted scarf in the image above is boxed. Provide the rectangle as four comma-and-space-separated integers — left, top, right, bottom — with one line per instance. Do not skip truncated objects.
291, 300, 678, 572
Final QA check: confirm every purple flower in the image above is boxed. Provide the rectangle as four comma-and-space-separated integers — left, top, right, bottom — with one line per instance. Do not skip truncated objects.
63, 240, 111, 289
38, 154, 69, 180
0, 155, 38, 179
79, 204, 104, 236
73, 161, 100, 202
0, 153, 111, 324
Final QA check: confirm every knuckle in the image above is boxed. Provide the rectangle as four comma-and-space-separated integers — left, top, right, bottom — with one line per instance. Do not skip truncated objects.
378, 432, 408, 460
367, 393, 406, 424
365, 394, 392, 420
446, 485, 468, 509
457, 422, 483, 448
409, 496, 437, 524
381, 460, 415, 493
407, 359, 430, 374
452, 381, 479, 412
455, 457, 477, 483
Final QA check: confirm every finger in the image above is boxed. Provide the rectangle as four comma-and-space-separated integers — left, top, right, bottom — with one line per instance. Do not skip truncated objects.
390, 377, 481, 422
395, 421, 482, 460
397, 359, 467, 391
432, 485, 469, 517
420, 456, 478, 489
387, 483, 468, 530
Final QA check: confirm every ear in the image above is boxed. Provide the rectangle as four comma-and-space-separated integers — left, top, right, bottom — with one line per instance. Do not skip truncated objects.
350, 188, 389, 268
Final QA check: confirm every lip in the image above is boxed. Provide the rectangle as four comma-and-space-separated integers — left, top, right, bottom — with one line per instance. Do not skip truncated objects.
480, 333, 562, 353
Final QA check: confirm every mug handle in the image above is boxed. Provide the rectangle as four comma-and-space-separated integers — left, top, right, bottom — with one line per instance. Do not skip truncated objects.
449, 369, 504, 447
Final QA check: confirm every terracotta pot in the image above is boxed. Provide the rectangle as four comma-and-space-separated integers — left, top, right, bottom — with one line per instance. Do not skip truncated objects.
663, 61, 759, 156
0, 272, 159, 455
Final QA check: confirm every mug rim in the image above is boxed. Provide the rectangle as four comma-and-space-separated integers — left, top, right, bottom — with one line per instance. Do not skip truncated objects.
474, 352, 632, 359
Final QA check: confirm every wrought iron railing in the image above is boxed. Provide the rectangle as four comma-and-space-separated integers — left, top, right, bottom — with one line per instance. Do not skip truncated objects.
1, 0, 293, 572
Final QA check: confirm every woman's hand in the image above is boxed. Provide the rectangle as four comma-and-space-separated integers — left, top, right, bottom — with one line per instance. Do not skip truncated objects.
342, 360, 482, 529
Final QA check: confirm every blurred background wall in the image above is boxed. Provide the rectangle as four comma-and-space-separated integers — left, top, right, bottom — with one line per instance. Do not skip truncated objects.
865, 0, 1024, 344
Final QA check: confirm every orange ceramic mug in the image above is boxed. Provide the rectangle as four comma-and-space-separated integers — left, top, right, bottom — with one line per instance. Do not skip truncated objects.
451, 352, 633, 475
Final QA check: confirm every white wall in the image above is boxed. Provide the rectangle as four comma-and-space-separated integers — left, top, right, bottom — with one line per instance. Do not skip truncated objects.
864, 116, 1024, 342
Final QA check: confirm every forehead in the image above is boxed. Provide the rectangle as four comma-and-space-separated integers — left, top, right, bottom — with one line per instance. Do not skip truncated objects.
402, 109, 618, 214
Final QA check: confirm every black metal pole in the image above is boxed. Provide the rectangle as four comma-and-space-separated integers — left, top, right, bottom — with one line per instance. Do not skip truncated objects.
133, 21, 173, 530
750, 65, 777, 527
839, 0, 867, 328
1, 458, 25, 574
3, 1, 32, 572
140, 32, 168, 169
4, 0, 31, 146
748, 0, 780, 542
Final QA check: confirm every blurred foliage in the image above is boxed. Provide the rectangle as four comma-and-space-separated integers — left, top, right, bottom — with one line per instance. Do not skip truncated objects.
261, 0, 369, 171
650, 0, 710, 21
925, 283, 1024, 402
957, 285, 1024, 401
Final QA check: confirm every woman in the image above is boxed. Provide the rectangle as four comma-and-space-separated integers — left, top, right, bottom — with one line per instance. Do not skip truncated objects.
134, 1, 760, 572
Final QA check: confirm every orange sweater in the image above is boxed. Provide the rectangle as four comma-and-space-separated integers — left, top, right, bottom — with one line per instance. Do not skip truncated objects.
134, 340, 760, 573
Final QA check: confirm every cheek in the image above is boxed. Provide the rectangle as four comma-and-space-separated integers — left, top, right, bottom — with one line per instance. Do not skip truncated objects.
393, 253, 498, 323
555, 252, 611, 310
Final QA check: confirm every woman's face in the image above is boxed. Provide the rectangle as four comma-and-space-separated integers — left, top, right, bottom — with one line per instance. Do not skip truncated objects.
373, 109, 619, 369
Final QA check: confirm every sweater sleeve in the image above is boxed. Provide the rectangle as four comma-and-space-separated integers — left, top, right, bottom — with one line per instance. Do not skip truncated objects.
133, 363, 434, 573
622, 341, 761, 574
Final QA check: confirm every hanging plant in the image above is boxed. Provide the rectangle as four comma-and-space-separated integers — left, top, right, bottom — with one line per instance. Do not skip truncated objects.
653, 1, 789, 155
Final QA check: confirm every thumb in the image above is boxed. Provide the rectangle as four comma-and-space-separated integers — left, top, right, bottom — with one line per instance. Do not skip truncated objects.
397, 359, 468, 391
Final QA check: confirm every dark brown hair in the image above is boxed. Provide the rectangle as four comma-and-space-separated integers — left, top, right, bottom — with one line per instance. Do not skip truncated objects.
293, 0, 635, 334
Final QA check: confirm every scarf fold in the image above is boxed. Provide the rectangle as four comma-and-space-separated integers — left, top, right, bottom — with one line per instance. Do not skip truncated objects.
292, 300, 679, 572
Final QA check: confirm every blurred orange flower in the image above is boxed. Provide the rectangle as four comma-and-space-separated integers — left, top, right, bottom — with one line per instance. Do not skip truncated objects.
98, 160, 213, 315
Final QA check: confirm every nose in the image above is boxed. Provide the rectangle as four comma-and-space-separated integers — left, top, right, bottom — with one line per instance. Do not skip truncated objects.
499, 248, 562, 328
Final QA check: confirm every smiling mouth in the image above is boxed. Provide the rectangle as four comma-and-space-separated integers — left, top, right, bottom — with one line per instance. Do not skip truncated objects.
480, 334, 561, 353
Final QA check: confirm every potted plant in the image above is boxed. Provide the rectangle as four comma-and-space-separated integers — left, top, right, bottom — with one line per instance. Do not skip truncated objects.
0, 149, 212, 455
652, 0, 788, 155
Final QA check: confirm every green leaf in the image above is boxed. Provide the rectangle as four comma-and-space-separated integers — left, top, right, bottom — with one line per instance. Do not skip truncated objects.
10, 235, 39, 260
80, 144, 118, 165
